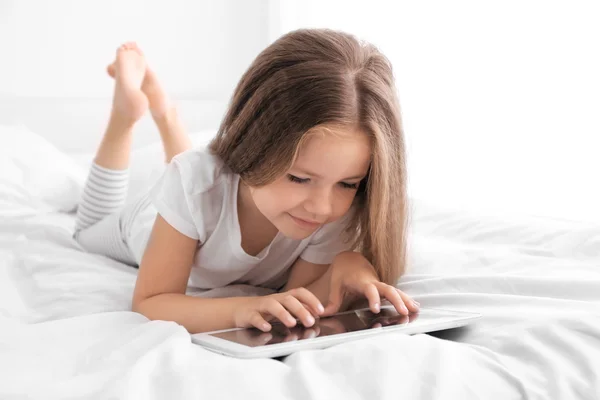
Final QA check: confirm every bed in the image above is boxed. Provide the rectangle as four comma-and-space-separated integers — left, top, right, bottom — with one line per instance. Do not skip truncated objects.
1, 121, 599, 399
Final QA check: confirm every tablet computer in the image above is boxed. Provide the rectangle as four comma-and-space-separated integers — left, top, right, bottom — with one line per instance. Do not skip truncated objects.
191, 306, 482, 359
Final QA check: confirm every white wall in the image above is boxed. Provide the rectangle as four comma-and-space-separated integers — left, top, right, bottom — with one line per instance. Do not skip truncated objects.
275, 0, 600, 222
0, 0, 273, 152
3, 0, 600, 222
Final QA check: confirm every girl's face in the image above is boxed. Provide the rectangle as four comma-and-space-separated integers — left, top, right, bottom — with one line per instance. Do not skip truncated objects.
248, 127, 372, 240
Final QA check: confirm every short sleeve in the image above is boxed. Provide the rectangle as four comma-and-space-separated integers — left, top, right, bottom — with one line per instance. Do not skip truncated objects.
299, 212, 354, 265
148, 159, 200, 240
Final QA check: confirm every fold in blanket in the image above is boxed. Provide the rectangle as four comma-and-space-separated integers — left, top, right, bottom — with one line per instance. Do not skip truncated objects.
1, 203, 599, 399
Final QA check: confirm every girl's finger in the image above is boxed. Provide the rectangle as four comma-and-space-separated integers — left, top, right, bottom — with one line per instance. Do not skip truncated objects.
376, 283, 409, 315
263, 299, 297, 328
250, 312, 272, 332
323, 285, 344, 316
364, 283, 381, 313
396, 288, 420, 313
289, 287, 325, 316
280, 295, 316, 328
300, 302, 322, 320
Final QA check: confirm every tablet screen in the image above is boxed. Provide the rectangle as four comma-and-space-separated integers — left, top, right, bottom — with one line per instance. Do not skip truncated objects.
209, 307, 420, 347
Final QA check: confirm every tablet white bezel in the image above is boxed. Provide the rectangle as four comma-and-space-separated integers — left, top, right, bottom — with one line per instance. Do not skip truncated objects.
191, 307, 482, 359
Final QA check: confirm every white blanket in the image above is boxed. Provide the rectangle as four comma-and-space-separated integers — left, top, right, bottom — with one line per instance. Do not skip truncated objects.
1, 132, 600, 399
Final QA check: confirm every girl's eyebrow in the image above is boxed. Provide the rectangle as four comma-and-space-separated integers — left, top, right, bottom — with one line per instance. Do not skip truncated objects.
294, 168, 365, 181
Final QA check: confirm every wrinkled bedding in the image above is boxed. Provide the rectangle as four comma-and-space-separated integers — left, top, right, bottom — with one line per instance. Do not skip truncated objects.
2, 195, 599, 399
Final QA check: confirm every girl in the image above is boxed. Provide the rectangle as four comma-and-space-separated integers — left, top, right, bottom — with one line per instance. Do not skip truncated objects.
74, 29, 419, 334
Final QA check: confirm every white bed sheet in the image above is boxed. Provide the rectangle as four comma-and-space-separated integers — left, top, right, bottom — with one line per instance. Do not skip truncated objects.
2, 167, 600, 399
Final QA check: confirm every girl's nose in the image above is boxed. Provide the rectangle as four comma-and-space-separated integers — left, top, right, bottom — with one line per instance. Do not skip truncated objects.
304, 187, 333, 218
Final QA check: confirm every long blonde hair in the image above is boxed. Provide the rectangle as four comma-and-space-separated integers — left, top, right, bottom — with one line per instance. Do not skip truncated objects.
210, 28, 408, 285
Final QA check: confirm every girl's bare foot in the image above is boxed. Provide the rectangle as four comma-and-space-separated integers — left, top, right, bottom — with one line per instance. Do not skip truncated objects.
110, 42, 149, 124
107, 43, 190, 163
107, 50, 170, 119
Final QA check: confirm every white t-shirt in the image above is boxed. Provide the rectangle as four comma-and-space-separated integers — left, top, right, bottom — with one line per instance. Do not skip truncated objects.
126, 148, 353, 290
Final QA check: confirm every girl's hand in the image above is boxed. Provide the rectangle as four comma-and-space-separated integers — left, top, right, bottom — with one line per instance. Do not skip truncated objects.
233, 288, 324, 332
323, 251, 420, 316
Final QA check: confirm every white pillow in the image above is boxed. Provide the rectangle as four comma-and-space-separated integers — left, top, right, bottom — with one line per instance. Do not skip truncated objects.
71, 130, 215, 204
0, 124, 87, 213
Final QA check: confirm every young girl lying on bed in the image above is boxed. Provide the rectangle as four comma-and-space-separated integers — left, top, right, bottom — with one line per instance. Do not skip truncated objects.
73, 29, 420, 334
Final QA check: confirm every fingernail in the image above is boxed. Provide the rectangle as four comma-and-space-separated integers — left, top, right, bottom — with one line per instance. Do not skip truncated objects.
306, 316, 315, 326
318, 304, 325, 314
374, 303, 380, 312
413, 300, 420, 308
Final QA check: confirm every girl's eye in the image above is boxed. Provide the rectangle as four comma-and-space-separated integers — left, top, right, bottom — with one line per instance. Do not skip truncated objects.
287, 174, 310, 184
339, 182, 360, 190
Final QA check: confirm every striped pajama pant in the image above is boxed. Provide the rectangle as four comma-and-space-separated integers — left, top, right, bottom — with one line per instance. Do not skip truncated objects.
73, 163, 150, 266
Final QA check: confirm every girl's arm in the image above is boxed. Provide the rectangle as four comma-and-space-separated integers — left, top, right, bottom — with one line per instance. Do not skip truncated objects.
133, 215, 325, 333
282, 258, 331, 303
283, 258, 356, 313
132, 215, 256, 333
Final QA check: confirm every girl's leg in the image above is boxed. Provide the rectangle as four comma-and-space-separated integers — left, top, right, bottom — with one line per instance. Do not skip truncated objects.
107, 61, 192, 163
75, 42, 148, 232
152, 106, 192, 162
